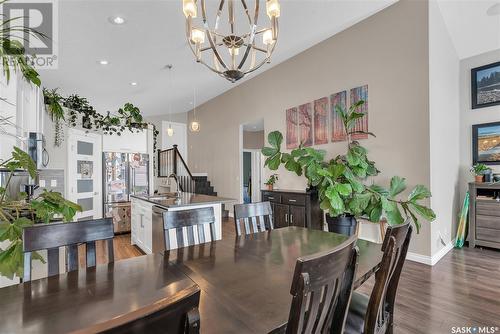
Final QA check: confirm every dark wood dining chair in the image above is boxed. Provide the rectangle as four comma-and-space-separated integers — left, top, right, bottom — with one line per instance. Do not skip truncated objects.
162, 207, 216, 250
271, 235, 359, 334
344, 221, 412, 334
233, 201, 274, 236
22, 218, 114, 282
103, 286, 201, 334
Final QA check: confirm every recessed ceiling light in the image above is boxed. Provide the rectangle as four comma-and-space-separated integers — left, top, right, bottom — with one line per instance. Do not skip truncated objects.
99, 60, 109, 65
130, 82, 138, 86
109, 16, 126, 25
487, 3, 500, 16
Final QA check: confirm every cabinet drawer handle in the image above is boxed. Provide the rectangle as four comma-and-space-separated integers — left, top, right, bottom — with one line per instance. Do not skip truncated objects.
268, 196, 274, 200
285, 213, 288, 223
288, 199, 297, 202
290, 214, 293, 224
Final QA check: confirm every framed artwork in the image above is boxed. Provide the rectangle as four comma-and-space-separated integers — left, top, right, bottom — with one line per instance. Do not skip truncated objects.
314, 97, 329, 145
471, 61, 500, 109
350, 85, 369, 140
299, 103, 313, 147
330, 91, 347, 142
472, 121, 500, 165
286, 107, 299, 149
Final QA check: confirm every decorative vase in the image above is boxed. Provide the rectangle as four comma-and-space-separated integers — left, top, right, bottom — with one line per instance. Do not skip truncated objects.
475, 175, 484, 183
484, 170, 493, 183
326, 214, 358, 237
266, 184, 273, 191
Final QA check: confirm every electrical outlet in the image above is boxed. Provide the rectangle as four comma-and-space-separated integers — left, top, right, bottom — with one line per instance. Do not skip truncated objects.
50, 179, 57, 187
39, 179, 46, 187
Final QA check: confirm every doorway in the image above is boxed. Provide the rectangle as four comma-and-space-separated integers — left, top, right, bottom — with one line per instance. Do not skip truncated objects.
239, 119, 265, 204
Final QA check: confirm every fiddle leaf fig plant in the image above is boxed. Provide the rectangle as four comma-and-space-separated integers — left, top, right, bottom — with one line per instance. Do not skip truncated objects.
262, 100, 435, 232
0, 147, 82, 279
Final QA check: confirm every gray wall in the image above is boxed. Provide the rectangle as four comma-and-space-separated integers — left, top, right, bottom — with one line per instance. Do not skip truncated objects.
459, 49, 500, 207
187, 0, 432, 256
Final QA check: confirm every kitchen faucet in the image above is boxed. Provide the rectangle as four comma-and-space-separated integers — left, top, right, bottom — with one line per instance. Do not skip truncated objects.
168, 173, 182, 198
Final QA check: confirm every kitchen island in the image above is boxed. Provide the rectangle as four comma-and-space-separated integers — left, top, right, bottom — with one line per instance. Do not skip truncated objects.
130, 193, 234, 253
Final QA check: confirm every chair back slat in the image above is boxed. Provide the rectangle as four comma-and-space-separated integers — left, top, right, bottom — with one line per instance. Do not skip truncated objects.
234, 202, 274, 236
22, 218, 115, 282
47, 248, 60, 277
162, 207, 216, 251
86, 241, 96, 267
284, 235, 358, 334
67, 244, 79, 272
364, 221, 412, 334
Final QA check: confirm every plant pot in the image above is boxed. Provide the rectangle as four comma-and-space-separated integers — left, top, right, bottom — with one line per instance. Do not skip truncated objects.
82, 116, 92, 129
475, 175, 484, 183
326, 214, 358, 237
266, 184, 273, 191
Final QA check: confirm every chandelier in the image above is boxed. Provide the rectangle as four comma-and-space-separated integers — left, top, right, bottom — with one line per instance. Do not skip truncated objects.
182, 0, 280, 83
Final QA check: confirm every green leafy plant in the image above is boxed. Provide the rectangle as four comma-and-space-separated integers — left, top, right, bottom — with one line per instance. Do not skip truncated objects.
42, 88, 66, 146
262, 101, 436, 232
0, 147, 82, 279
118, 103, 146, 132
470, 163, 490, 176
265, 174, 279, 186
0, 3, 47, 87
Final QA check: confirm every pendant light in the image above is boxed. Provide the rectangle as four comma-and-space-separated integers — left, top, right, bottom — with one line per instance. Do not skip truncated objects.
189, 86, 200, 132
167, 65, 174, 137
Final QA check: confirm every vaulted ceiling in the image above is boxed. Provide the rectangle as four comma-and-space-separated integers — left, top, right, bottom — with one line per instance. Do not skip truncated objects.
39, 0, 397, 116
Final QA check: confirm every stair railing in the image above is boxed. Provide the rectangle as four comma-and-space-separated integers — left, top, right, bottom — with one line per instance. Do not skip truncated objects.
157, 145, 196, 193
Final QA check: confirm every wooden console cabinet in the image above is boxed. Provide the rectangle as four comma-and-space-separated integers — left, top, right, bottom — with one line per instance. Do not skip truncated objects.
468, 182, 500, 249
261, 189, 323, 230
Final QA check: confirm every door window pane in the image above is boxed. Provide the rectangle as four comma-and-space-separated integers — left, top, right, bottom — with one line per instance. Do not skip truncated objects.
77, 198, 93, 211
77, 180, 93, 193
77, 141, 93, 156
77, 161, 93, 178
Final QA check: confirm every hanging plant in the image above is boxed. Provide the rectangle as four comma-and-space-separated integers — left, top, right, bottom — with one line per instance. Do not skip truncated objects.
42, 88, 65, 147
44, 90, 159, 155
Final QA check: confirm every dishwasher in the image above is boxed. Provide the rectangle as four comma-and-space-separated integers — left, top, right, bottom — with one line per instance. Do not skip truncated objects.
151, 205, 168, 253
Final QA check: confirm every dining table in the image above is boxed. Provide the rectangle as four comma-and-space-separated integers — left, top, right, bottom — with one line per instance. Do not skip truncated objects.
0, 226, 383, 334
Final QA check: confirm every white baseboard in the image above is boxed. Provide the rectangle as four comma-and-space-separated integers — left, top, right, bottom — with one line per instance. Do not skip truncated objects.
406, 239, 455, 266
192, 173, 208, 177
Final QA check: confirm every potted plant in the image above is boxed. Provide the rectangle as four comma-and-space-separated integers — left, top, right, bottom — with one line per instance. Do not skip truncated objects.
262, 101, 435, 235
0, 147, 82, 280
265, 174, 279, 190
470, 163, 490, 183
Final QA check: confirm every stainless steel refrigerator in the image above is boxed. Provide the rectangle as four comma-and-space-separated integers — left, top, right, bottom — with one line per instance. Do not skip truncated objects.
103, 152, 149, 233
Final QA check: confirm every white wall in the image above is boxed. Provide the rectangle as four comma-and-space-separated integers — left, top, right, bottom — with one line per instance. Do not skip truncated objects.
459, 49, 500, 206
428, 1, 460, 261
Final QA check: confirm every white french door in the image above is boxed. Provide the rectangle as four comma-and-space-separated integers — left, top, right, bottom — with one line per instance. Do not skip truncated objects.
67, 129, 102, 221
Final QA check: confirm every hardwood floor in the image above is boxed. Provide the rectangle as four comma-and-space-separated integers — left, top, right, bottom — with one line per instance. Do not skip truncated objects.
99, 218, 500, 333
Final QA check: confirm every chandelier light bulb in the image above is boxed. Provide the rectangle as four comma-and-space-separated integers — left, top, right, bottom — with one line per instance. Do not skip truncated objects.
263, 29, 274, 45
183, 0, 197, 18
191, 28, 205, 44
266, 0, 280, 18
229, 47, 240, 56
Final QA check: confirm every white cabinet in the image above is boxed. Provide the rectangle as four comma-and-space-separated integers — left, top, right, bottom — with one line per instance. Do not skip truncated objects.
103, 130, 149, 153
131, 197, 154, 254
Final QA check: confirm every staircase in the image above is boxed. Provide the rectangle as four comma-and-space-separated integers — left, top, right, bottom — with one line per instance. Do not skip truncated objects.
157, 145, 229, 218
